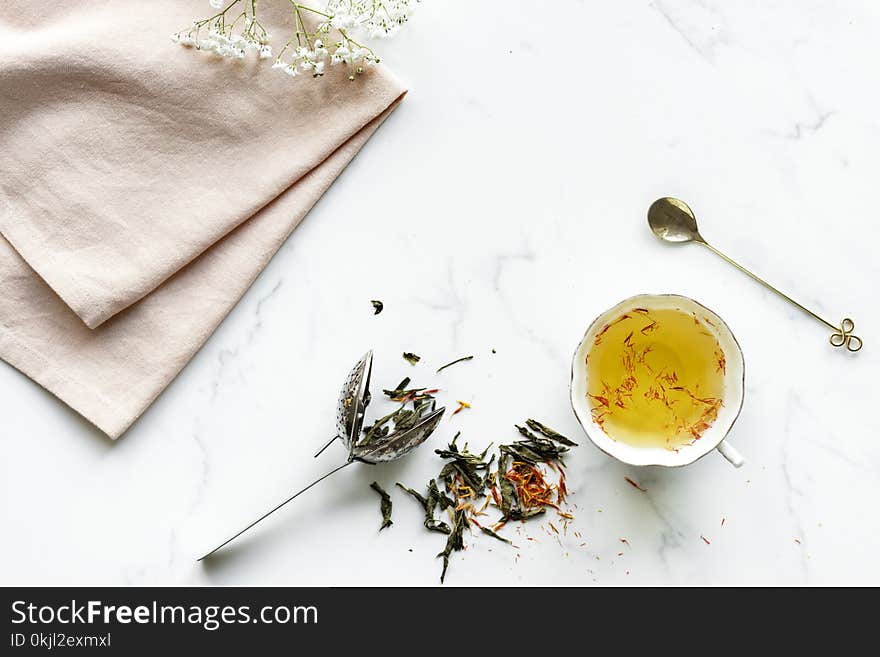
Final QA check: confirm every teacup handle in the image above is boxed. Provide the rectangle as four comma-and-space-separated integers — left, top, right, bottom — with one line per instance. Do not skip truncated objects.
716, 440, 745, 468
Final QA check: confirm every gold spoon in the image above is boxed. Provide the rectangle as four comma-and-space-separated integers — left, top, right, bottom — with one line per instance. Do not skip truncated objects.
647, 197, 862, 352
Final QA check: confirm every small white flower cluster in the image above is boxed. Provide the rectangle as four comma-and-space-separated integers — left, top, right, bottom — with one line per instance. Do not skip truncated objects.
174, 1, 415, 82
272, 37, 377, 79
324, 0, 416, 39
173, 27, 273, 61
172, 1, 272, 60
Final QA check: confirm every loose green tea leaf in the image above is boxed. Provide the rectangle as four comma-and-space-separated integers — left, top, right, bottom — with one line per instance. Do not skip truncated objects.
361, 375, 441, 447
371, 300, 384, 315
361, 407, 400, 444
479, 525, 513, 545
426, 479, 440, 513
395, 399, 434, 431
388, 377, 410, 395
437, 508, 467, 583
499, 442, 546, 465
383, 384, 431, 401
507, 507, 546, 521
515, 424, 541, 442
402, 352, 421, 365
436, 435, 492, 495
495, 425, 570, 526
370, 482, 393, 531
425, 517, 452, 535
397, 481, 450, 535
498, 454, 516, 517
424, 479, 452, 534
526, 419, 579, 446
438, 491, 457, 511
393, 416, 574, 584
436, 355, 474, 373
482, 467, 497, 492
501, 432, 569, 464
395, 482, 427, 510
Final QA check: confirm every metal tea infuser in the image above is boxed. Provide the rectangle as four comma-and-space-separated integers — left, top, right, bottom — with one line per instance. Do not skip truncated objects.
198, 350, 445, 561
648, 197, 862, 352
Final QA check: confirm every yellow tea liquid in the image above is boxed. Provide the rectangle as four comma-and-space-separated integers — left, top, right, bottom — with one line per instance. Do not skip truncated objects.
585, 306, 726, 450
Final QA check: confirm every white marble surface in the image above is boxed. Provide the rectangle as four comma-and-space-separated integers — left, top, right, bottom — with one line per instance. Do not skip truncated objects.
2, 0, 879, 586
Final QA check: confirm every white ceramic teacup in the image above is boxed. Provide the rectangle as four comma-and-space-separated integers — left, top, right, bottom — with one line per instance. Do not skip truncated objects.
570, 294, 745, 468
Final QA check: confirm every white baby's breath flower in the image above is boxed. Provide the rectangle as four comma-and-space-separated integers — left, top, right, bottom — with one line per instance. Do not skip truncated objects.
331, 44, 351, 63
330, 14, 355, 30
175, 0, 411, 82
327, 0, 415, 39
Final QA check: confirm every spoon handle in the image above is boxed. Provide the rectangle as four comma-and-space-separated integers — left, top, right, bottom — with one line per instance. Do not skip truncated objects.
700, 241, 862, 352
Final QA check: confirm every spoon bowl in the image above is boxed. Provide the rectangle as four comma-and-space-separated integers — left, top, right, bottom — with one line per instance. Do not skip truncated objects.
648, 197, 703, 243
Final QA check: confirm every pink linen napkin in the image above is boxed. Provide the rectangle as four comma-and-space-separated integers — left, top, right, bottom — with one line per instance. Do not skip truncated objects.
0, 1, 406, 438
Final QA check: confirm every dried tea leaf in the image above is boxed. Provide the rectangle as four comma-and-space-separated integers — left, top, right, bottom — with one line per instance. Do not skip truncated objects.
370, 482, 393, 530
439, 461, 481, 495
423, 480, 452, 534
526, 419, 578, 446
371, 300, 384, 315
499, 442, 546, 465
436, 355, 474, 373
484, 452, 497, 477
402, 352, 421, 365
382, 384, 430, 401
392, 399, 434, 432
396, 482, 427, 511
479, 525, 512, 545
498, 454, 516, 517
385, 377, 411, 396
437, 508, 467, 583
507, 507, 545, 521
361, 407, 400, 445
426, 479, 440, 513
392, 408, 415, 428
351, 408, 444, 463
425, 517, 452, 535
515, 424, 542, 442
502, 435, 569, 464
482, 467, 497, 492
397, 481, 451, 535
435, 434, 493, 496
438, 491, 457, 511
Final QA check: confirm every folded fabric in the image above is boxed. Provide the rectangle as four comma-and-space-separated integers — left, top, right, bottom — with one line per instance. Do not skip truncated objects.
0, 0, 406, 438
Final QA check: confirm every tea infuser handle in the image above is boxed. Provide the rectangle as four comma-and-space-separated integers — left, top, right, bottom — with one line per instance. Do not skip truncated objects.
197, 460, 353, 561
716, 440, 745, 468
830, 318, 862, 352
314, 435, 340, 458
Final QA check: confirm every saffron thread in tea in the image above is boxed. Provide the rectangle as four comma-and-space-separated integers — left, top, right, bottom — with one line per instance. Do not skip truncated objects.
585, 307, 725, 450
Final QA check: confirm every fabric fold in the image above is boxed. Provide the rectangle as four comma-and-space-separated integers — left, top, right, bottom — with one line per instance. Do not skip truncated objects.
0, 0, 403, 328
0, 0, 406, 438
